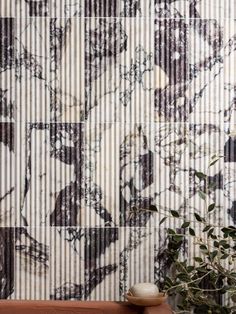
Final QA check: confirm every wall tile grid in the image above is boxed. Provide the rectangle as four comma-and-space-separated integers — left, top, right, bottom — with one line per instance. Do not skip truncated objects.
0, 0, 235, 301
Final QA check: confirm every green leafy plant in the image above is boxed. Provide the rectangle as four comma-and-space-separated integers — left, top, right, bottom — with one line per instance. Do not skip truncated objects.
133, 155, 236, 314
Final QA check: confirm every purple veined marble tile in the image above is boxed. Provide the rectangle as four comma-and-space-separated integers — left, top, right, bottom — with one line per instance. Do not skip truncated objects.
15, 17, 50, 122
189, 124, 225, 227
0, 123, 15, 227
50, 18, 85, 122
83, 123, 119, 227
154, 0, 189, 18
1, 0, 83, 18
224, 19, 236, 124
49, 123, 84, 226
119, 18, 154, 123
50, 227, 119, 300
13, 0, 50, 17
13, 227, 50, 299
119, 227, 154, 300
0, 18, 15, 122
16, 123, 84, 227
188, 19, 224, 124
85, 17, 154, 123
120, 123, 189, 227
85, 18, 124, 122
189, 0, 224, 21
154, 18, 189, 122
152, 123, 189, 225
224, 124, 236, 226
120, 0, 153, 17
49, 0, 84, 17
120, 123, 155, 227
0, 227, 14, 299
15, 123, 51, 226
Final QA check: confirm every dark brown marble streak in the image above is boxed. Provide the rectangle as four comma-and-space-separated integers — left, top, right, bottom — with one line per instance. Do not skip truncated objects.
25, 0, 49, 16
0, 18, 14, 70
0, 123, 14, 152
154, 19, 189, 122
50, 182, 81, 226
0, 228, 14, 299
84, 228, 119, 269
85, 0, 120, 16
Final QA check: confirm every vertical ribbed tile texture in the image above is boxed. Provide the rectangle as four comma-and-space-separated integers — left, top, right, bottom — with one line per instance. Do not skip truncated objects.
0, 0, 235, 304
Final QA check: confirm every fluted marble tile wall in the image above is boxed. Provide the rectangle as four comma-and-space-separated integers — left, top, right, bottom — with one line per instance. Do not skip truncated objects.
0, 0, 235, 301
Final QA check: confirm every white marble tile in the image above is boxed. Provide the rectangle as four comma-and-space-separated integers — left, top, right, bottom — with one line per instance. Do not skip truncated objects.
50, 18, 85, 122
83, 123, 119, 227
14, 227, 50, 299
0, 123, 15, 226
15, 18, 50, 122
189, 19, 224, 124
50, 227, 119, 300
120, 227, 154, 300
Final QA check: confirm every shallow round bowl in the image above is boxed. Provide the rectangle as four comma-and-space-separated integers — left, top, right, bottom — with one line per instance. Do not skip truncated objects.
125, 292, 167, 307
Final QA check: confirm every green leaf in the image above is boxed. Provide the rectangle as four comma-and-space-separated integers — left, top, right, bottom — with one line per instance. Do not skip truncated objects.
202, 225, 211, 232
173, 235, 184, 242
149, 205, 158, 212
159, 217, 167, 225
208, 155, 223, 167
167, 228, 176, 235
213, 241, 219, 248
209, 250, 218, 261
219, 240, 228, 245
207, 228, 215, 238
221, 254, 229, 260
209, 159, 220, 167
199, 244, 208, 251
189, 228, 195, 236
194, 212, 203, 222
208, 203, 215, 212
208, 182, 216, 189
187, 266, 195, 272
164, 276, 173, 287
170, 210, 180, 218
177, 273, 190, 282
195, 171, 207, 180
198, 190, 206, 200
197, 267, 209, 274
181, 221, 190, 228
222, 227, 231, 237
194, 257, 203, 263
222, 243, 230, 249
210, 234, 217, 240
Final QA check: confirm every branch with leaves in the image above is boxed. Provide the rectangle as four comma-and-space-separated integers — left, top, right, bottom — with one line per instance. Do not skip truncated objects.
135, 155, 236, 314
